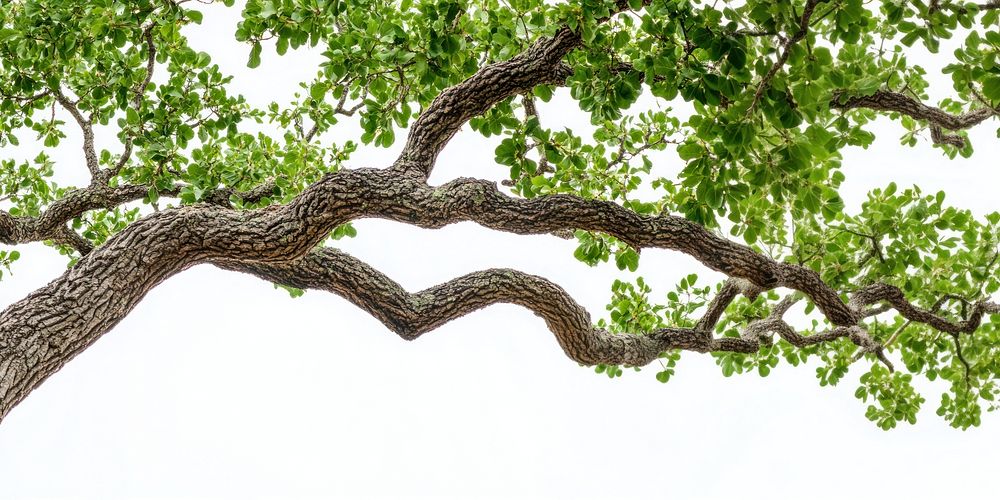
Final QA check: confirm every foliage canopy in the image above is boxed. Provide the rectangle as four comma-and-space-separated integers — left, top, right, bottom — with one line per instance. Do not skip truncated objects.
0, 0, 998, 429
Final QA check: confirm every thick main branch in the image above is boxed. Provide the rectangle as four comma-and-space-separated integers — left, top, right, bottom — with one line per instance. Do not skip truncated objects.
3, 167, 988, 420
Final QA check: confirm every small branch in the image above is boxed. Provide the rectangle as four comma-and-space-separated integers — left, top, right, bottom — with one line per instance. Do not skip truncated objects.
53, 91, 101, 180
521, 93, 550, 175
50, 224, 94, 256
850, 283, 999, 335
748, 0, 827, 113
332, 84, 368, 118
831, 89, 998, 148
831, 224, 885, 264
694, 278, 747, 333
112, 23, 158, 177
0, 90, 51, 105
205, 179, 278, 206
950, 332, 973, 387
862, 304, 893, 318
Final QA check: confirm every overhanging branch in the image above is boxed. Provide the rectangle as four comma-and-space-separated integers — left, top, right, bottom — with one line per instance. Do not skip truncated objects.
832, 90, 998, 148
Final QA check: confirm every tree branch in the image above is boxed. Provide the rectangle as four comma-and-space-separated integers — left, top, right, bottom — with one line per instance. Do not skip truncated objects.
0, 182, 182, 249
0, 164, 914, 420
850, 282, 999, 335
748, 0, 827, 113
694, 278, 749, 333
392, 28, 578, 179
52, 91, 100, 180
831, 89, 998, 148
112, 23, 158, 177
215, 248, 688, 366
215, 248, 889, 369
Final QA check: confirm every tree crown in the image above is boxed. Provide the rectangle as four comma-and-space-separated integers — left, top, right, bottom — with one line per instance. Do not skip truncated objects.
0, 0, 998, 429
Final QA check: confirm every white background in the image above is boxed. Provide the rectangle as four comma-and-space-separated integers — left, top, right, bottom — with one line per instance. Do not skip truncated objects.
1, 4, 998, 499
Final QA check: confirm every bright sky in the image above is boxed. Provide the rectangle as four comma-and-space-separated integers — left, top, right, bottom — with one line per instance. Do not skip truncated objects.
0, 4, 998, 500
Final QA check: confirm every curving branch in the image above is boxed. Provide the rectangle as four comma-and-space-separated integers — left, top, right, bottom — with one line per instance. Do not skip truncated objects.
215, 248, 685, 366
0, 182, 182, 249
391, 0, 652, 179
0, 164, 928, 420
52, 91, 100, 180
831, 90, 998, 147
520, 93, 550, 174
748, 0, 827, 113
606, 60, 996, 146
50, 224, 94, 256
393, 28, 577, 179
694, 278, 749, 333
850, 282, 1000, 334
215, 249, 884, 367
111, 23, 158, 177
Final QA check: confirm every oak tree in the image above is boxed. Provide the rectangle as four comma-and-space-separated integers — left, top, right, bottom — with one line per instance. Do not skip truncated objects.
0, 0, 998, 430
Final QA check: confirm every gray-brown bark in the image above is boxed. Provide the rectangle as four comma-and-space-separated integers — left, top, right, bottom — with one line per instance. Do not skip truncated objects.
1, 166, 994, 420
831, 90, 998, 148
393, 27, 577, 179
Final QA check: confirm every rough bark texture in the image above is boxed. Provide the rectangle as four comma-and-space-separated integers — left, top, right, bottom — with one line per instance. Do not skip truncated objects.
832, 90, 998, 147
0, 5, 997, 422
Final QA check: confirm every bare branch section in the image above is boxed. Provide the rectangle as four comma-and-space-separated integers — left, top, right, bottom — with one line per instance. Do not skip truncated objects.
52, 91, 101, 180
112, 23, 158, 177
832, 90, 998, 147
215, 248, 682, 366
216, 251, 883, 366
393, 28, 577, 179
0, 183, 181, 251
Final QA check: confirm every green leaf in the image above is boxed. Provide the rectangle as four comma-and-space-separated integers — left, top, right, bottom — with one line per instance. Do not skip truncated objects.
248, 42, 262, 68
983, 76, 1000, 101
260, 1, 279, 19
614, 248, 640, 272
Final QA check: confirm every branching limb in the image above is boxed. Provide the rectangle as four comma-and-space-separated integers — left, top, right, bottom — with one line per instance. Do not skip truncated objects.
215, 248, 893, 369
737, 295, 894, 370
831, 90, 998, 148
112, 23, 158, 177
521, 93, 550, 174
50, 224, 94, 256
694, 278, 750, 333
850, 283, 999, 335
748, 0, 827, 113
52, 91, 100, 180
215, 248, 684, 366
392, 0, 651, 179
0, 183, 182, 248
393, 28, 577, 179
